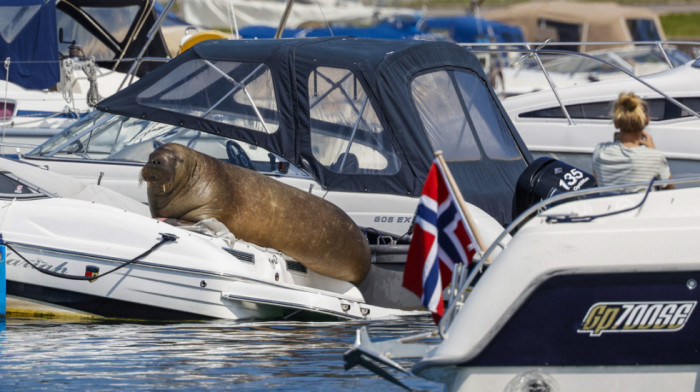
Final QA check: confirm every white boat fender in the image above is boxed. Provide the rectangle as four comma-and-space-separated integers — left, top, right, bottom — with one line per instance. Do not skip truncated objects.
504, 371, 560, 392
0, 232, 177, 282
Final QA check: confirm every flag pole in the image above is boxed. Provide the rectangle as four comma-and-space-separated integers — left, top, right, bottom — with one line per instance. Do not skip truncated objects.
434, 151, 487, 254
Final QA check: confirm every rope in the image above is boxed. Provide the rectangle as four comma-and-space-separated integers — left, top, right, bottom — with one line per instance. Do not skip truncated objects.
544, 179, 656, 223
2, 58, 10, 147
1, 233, 178, 282
61, 58, 74, 104
82, 57, 102, 107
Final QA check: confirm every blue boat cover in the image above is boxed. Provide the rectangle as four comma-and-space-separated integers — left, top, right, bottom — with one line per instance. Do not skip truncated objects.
239, 15, 524, 44
240, 17, 444, 41
422, 15, 525, 43
0, 0, 59, 90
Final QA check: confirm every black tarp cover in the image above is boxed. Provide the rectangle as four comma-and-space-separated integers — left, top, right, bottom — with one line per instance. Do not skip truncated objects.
98, 37, 532, 225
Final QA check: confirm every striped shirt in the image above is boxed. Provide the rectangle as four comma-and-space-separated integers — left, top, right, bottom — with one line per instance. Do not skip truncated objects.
592, 141, 671, 187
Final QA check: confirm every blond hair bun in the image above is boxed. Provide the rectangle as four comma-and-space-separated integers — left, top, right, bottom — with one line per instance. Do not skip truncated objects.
613, 92, 647, 134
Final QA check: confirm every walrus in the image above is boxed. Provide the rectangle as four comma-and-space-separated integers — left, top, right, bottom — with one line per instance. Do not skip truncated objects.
140, 143, 371, 284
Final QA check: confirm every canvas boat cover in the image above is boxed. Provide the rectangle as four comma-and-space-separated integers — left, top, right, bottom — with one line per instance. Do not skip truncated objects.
422, 15, 525, 43
180, 0, 412, 30
0, 0, 59, 90
483, 1, 665, 50
98, 37, 532, 225
239, 15, 524, 44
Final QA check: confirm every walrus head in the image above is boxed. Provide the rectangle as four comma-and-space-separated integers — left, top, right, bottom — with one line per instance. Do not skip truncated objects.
140, 144, 184, 194
140, 143, 226, 221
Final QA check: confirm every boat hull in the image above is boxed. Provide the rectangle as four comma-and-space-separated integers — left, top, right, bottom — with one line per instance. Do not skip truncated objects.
0, 197, 419, 321
430, 365, 700, 392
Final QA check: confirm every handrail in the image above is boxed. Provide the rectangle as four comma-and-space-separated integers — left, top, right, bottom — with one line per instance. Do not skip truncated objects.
459, 39, 700, 49
460, 40, 700, 120
438, 176, 700, 337
118, 0, 176, 91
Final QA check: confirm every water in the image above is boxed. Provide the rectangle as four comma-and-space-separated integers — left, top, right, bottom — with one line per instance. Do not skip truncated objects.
0, 316, 442, 391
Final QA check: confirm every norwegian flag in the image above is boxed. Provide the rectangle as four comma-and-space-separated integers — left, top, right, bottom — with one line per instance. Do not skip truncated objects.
402, 159, 479, 323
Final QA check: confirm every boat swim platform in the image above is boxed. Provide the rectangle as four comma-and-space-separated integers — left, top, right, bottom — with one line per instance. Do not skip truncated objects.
5, 296, 104, 321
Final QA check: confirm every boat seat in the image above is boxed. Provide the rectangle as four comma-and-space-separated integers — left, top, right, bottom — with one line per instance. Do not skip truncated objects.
330, 153, 359, 173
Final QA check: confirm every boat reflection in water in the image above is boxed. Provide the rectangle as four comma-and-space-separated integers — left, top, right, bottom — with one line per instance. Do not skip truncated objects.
0, 317, 441, 391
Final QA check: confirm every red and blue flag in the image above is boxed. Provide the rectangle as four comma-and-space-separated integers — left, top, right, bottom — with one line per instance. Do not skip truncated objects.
402, 159, 480, 323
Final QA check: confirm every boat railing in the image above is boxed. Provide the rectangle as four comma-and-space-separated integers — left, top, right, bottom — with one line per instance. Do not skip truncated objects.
439, 175, 700, 338
458, 40, 700, 122
0, 55, 170, 128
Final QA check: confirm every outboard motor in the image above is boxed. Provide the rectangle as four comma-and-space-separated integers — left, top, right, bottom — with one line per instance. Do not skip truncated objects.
512, 157, 596, 219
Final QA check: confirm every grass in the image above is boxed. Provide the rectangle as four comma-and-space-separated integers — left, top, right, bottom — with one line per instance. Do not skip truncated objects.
661, 12, 700, 39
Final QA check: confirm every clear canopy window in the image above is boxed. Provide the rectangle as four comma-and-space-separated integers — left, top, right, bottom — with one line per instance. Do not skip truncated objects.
0, 5, 41, 43
82, 6, 140, 44
308, 66, 400, 175
520, 98, 700, 121
627, 18, 662, 41
57, 8, 115, 61
412, 69, 521, 161
28, 111, 302, 176
0, 172, 41, 197
137, 59, 280, 134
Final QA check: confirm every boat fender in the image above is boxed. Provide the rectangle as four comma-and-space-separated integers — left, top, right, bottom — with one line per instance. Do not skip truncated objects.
512, 157, 596, 219
504, 370, 559, 392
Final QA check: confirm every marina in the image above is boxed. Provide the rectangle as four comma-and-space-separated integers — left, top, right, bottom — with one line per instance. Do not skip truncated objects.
1, 0, 700, 390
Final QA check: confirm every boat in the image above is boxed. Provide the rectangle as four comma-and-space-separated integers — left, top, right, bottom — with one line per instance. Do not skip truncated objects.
0, 156, 425, 321
3, 37, 529, 316
0, 0, 180, 153
492, 44, 693, 98
502, 55, 700, 178
344, 172, 700, 391
14, 37, 530, 231
482, 1, 666, 52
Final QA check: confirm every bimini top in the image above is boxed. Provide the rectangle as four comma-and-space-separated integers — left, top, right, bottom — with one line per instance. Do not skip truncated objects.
98, 37, 531, 225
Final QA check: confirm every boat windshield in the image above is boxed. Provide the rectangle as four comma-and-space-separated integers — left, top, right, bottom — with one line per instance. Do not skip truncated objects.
0, 171, 45, 199
26, 111, 307, 176
412, 69, 522, 161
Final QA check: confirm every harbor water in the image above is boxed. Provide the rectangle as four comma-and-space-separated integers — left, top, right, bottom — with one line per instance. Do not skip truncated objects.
0, 316, 442, 391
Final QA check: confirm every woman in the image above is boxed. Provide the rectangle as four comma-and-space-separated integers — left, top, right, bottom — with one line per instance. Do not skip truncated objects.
592, 92, 673, 189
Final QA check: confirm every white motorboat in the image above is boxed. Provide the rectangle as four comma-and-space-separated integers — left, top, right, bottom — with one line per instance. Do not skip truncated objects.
0, 0, 180, 152
345, 173, 700, 391
491, 45, 692, 98
502, 55, 700, 178
0, 156, 424, 321
3, 37, 527, 317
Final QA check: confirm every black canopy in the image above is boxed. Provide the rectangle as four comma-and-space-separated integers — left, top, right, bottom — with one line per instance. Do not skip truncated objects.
99, 37, 531, 225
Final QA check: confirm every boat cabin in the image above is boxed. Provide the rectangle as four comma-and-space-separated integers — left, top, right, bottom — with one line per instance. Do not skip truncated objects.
97, 37, 532, 226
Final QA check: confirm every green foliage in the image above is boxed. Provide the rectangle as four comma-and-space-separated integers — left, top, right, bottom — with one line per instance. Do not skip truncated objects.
661, 12, 700, 39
